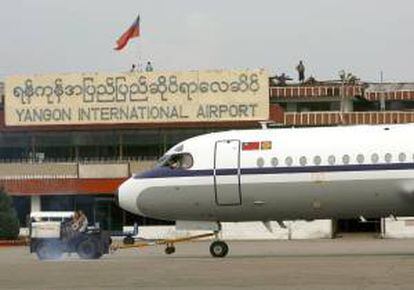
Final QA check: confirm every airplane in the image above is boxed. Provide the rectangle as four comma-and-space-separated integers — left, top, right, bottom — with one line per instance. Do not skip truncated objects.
117, 123, 414, 257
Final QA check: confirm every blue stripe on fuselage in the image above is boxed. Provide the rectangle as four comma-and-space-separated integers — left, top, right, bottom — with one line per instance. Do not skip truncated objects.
133, 162, 414, 179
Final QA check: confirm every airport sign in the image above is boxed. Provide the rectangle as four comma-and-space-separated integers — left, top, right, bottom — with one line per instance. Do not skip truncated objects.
4, 69, 269, 126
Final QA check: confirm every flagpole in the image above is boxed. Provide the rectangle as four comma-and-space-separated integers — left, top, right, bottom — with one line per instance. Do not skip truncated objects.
137, 37, 143, 72
137, 14, 142, 71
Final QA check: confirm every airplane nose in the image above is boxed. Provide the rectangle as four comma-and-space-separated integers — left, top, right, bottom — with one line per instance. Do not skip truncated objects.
117, 177, 146, 216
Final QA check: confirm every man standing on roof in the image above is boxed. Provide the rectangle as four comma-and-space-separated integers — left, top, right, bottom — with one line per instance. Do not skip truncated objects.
296, 61, 305, 83
145, 61, 154, 72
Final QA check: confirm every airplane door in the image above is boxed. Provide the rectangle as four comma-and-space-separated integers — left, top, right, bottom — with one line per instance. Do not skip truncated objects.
214, 140, 241, 205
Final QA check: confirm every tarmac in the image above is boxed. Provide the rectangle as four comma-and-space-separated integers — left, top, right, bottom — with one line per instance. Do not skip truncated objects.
1, 237, 414, 290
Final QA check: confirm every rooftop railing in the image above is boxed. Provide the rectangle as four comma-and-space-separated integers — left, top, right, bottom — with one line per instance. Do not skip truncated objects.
284, 111, 414, 126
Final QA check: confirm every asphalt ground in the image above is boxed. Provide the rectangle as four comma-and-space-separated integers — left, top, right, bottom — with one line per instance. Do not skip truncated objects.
1, 238, 414, 290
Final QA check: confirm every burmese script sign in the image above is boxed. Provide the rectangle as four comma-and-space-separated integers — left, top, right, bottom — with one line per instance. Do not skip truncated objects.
5, 69, 269, 126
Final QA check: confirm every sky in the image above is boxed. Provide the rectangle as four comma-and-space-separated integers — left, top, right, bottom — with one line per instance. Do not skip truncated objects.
0, 0, 413, 82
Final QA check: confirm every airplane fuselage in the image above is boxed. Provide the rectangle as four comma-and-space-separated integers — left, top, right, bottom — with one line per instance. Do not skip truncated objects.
118, 124, 414, 222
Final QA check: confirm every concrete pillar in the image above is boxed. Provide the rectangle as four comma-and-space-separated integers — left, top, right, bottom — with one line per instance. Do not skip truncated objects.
341, 97, 354, 112
31, 135, 36, 161
30, 196, 41, 212
75, 146, 79, 161
118, 133, 123, 161
380, 218, 386, 238
380, 96, 386, 111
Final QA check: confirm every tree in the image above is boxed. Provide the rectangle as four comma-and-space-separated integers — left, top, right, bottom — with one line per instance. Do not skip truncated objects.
0, 187, 20, 240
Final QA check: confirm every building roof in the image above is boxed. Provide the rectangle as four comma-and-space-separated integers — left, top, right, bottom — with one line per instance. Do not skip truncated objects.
365, 83, 414, 101
269, 84, 363, 100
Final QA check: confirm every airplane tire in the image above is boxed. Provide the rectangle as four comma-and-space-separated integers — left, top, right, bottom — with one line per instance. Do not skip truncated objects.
165, 246, 176, 255
76, 239, 102, 259
209, 241, 229, 258
36, 241, 63, 261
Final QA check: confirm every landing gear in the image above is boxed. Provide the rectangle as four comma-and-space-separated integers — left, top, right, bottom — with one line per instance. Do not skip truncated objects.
165, 244, 176, 255
209, 223, 229, 258
209, 240, 229, 258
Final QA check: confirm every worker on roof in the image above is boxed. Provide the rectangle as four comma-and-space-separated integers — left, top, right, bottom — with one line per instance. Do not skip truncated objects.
145, 61, 154, 72
296, 61, 305, 83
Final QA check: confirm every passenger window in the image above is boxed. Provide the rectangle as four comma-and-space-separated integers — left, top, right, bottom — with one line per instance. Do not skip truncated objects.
328, 155, 336, 165
257, 157, 265, 168
356, 154, 365, 164
299, 156, 307, 166
160, 153, 193, 169
371, 153, 379, 164
342, 154, 350, 165
313, 156, 321, 166
399, 153, 406, 162
384, 153, 392, 163
271, 157, 278, 167
285, 157, 293, 167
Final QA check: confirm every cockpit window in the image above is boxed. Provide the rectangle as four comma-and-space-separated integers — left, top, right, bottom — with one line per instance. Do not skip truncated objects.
158, 153, 193, 170
157, 155, 170, 166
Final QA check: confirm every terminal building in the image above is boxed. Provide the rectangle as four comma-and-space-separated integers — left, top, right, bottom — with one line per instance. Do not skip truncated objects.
1, 69, 414, 235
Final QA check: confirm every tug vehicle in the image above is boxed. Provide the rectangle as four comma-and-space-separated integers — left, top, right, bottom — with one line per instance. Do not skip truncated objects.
29, 211, 111, 260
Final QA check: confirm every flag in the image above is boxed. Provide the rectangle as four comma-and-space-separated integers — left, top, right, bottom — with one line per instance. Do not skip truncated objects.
114, 15, 140, 51
260, 141, 272, 150
242, 142, 260, 151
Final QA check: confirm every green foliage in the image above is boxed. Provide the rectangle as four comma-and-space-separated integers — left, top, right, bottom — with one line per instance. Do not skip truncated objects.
0, 188, 20, 240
